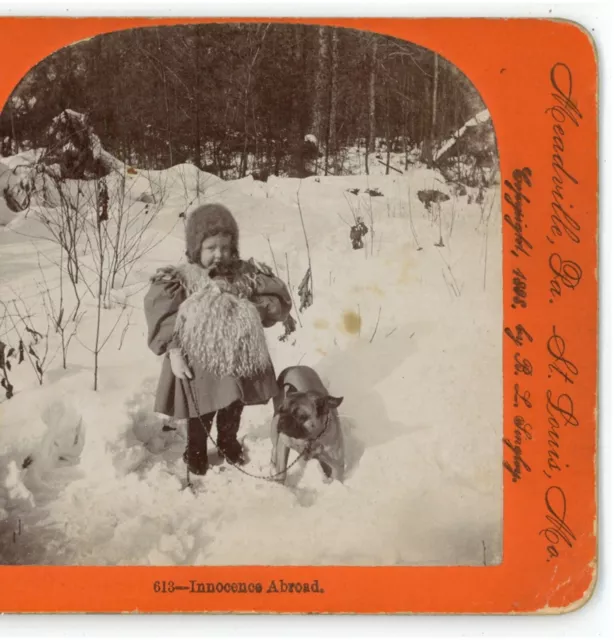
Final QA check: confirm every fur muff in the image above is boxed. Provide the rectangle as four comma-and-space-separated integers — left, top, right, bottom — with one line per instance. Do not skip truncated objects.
173, 264, 270, 379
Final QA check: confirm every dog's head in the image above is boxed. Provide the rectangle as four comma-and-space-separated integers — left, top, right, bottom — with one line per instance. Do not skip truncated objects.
276, 383, 343, 440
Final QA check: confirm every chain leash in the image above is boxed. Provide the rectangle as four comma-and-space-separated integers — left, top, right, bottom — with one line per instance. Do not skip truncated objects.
180, 378, 331, 488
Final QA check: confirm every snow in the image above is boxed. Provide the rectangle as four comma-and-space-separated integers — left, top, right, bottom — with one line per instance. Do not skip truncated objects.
0, 152, 502, 566
434, 108, 492, 162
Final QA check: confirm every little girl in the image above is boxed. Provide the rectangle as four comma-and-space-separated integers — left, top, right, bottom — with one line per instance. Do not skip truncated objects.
144, 203, 292, 476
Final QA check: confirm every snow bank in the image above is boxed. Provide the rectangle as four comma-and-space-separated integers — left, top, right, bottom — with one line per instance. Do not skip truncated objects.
0, 155, 502, 566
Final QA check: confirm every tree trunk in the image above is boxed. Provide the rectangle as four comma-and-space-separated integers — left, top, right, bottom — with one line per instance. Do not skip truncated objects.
408, 72, 416, 168
368, 38, 377, 153
290, 26, 304, 144
327, 29, 339, 174
156, 30, 173, 167
96, 37, 108, 142
385, 86, 391, 175
402, 71, 408, 170
440, 65, 448, 145
240, 25, 269, 178
193, 25, 202, 170
365, 36, 377, 174
454, 84, 462, 182
310, 26, 329, 158
9, 103, 19, 153
429, 52, 439, 164
420, 77, 429, 155
63, 46, 75, 110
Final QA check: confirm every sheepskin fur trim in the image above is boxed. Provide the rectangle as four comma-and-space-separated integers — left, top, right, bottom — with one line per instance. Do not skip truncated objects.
149, 265, 181, 285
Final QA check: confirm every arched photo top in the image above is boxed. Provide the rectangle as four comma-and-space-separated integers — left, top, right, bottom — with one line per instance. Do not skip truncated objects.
0, 23, 498, 189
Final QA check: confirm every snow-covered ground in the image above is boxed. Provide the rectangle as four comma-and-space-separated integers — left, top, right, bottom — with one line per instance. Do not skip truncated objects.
0, 160, 502, 566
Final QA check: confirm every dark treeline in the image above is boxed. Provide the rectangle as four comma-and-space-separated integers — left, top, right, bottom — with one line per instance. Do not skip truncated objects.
1, 23, 489, 178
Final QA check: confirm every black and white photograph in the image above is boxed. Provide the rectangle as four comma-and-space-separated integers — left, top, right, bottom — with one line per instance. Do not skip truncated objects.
0, 23, 502, 567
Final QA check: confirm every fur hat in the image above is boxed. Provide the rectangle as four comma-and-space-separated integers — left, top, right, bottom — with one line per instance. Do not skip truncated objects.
185, 203, 239, 264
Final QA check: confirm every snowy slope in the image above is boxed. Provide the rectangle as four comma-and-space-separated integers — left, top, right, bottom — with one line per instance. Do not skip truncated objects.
0, 163, 502, 566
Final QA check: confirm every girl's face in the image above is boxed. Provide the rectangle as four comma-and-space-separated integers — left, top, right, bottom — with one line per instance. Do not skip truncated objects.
200, 233, 233, 269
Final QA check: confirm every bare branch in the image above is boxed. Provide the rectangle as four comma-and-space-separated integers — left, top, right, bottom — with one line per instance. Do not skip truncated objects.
369, 307, 382, 343
285, 252, 303, 328
296, 181, 314, 301
265, 236, 280, 277
98, 305, 128, 352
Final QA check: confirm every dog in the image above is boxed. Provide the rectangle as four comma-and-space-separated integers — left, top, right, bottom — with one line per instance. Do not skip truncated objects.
270, 366, 344, 484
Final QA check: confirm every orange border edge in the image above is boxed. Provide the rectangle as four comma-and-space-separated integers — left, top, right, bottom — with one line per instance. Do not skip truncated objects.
0, 17, 598, 615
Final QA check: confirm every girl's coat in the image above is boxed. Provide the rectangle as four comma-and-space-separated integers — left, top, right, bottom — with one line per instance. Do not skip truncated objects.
145, 259, 291, 419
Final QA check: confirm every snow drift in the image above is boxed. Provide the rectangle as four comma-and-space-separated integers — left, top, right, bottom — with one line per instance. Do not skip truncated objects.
0, 144, 502, 566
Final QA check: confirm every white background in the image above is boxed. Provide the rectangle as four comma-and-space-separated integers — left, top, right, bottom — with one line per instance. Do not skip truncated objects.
0, 0, 611, 638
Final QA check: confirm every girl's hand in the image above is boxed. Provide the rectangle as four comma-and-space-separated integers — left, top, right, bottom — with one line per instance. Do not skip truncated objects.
251, 295, 283, 328
168, 348, 193, 380
213, 276, 254, 299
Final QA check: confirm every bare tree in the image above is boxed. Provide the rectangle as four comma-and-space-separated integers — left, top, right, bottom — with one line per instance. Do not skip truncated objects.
365, 36, 378, 174
295, 182, 314, 309
239, 24, 270, 178
192, 25, 203, 169
76, 183, 127, 390
325, 29, 340, 175
2, 293, 56, 387
385, 86, 392, 175
155, 29, 174, 167
421, 51, 440, 166
431, 53, 440, 160
36, 253, 83, 370
310, 26, 329, 169
32, 169, 91, 317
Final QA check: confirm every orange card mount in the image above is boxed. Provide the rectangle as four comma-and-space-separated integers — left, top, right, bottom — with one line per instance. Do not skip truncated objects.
0, 17, 597, 614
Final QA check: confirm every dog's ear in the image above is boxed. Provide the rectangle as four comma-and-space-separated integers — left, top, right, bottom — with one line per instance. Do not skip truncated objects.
314, 394, 343, 415
326, 395, 344, 409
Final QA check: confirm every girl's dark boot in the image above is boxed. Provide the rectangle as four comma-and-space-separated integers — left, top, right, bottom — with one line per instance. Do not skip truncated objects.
184, 414, 214, 475
216, 401, 247, 465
